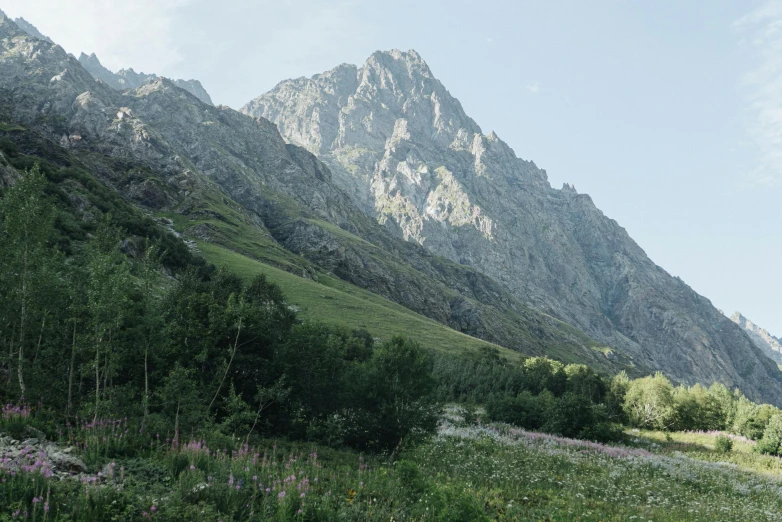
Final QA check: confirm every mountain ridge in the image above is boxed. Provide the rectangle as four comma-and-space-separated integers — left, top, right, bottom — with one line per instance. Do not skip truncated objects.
0, 19, 627, 378
243, 48, 782, 404
731, 312, 782, 365
77, 52, 213, 105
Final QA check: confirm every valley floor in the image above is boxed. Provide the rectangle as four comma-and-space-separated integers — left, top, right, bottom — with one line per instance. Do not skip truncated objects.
3, 408, 782, 521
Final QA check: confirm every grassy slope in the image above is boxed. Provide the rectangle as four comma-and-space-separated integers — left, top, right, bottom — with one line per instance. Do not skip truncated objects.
198, 241, 521, 361
166, 184, 630, 371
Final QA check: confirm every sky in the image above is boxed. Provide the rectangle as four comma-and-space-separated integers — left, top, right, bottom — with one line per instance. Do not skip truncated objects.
3, 0, 781, 335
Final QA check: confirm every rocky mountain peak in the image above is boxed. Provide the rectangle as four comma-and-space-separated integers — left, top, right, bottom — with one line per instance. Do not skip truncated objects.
13, 17, 53, 43
243, 50, 782, 405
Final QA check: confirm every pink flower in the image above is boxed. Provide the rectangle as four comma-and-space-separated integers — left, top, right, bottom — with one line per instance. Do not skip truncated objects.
278, 491, 286, 499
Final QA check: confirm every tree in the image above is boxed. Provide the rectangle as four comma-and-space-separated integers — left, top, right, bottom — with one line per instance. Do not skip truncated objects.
623, 373, 676, 430
757, 414, 782, 455
0, 165, 55, 400
85, 220, 130, 421
348, 337, 439, 454
155, 364, 206, 443
138, 242, 164, 425
523, 357, 566, 396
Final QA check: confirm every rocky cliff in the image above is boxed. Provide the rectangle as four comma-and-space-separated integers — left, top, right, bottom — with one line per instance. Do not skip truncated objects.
0, 17, 625, 376
77, 52, 213, 105
13, 17, 53, 43
243, 49, 782, 403
731, 312, 782, 365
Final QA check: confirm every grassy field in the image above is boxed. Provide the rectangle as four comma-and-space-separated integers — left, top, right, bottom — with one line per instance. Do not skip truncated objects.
198, 241, 522, 361
4, 409, 782, 520
412, 411, 782, 521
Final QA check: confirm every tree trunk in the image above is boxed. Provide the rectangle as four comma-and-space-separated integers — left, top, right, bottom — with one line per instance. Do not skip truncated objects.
31, 312, 46, 368
67, 319, 76, 416
173, 397, 181, 446
17, 243, 28, 400
208, 316, 242, 411
143, 345, 149, 424
93, 329, 101, 423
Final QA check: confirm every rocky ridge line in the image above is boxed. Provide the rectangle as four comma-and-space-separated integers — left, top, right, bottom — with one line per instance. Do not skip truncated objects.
243, 49, 782, 404
731, 312, 782, 364
77, 52, 213, 105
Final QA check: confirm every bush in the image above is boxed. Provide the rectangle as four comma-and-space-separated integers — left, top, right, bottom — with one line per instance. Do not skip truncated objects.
485, 391, 546, 430
756, 414, 782, 455
543, 392, 595, 438
714, 435, 733, 454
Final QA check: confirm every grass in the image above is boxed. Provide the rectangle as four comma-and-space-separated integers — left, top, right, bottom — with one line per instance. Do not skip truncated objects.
198, 241, 522, 361
626, 428, 782, 477
5, 410, 782, 520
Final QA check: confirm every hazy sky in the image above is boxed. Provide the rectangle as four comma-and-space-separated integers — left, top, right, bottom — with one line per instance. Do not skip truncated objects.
3, 0, 782, 335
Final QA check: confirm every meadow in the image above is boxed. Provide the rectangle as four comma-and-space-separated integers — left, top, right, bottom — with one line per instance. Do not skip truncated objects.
4, 406, 782, 521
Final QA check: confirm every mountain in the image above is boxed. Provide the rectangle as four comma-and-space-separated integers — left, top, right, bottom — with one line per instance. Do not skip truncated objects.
243, 49, 782, 404
0, 17, 631, 378
77, 52, 213, 105
731, 312, 782, 365
13, 17, 53, 43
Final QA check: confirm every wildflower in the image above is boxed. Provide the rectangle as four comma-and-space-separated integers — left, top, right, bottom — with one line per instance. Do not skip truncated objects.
300, 492, 306, 498
150, 505, 157, 512
278, 491, 286, 499
44, 502, 49, 513
190, 465, 195, 471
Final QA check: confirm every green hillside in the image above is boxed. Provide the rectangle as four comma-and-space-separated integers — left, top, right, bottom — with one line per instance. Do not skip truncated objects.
197, 240, 522, 361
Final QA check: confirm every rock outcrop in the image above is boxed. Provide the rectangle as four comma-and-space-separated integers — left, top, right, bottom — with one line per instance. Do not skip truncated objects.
77, 52, 213, 105
13, 17, 53, 43
243, 49, 782, 404
731, 312, 782, 365
0, 431, 87, 477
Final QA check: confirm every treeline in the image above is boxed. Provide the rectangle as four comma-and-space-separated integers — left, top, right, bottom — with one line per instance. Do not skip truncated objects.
432, 347, 782, 448
3, 165, 782, 456
0, 167, 438, 453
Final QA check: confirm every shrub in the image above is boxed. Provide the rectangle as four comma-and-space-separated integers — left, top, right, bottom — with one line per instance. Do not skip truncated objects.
485, 391, 545, 430
714, 435, 733, 453
757, 414, 782, 455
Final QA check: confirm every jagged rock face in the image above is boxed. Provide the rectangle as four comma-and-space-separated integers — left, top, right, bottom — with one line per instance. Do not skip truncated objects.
0, 20, 620, 372
731, 313, 782, 365
13, 18, 53, 43
244, 49, 782, 404
77, 52, 213, 105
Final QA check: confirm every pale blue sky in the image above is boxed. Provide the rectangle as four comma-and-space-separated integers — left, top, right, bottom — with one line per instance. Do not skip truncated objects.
4, 0, 781, 334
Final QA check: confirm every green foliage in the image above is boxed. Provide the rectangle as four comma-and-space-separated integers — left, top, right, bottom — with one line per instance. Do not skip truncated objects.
715, 434, 733, 453
756, 414, 782, 456
623, 373, 677, 430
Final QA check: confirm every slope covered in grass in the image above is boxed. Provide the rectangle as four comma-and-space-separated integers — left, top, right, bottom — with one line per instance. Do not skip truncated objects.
198, 241, 522, 361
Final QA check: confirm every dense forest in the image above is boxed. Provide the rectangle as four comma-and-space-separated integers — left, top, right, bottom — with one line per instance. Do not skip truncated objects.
3, 164, 782, 519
